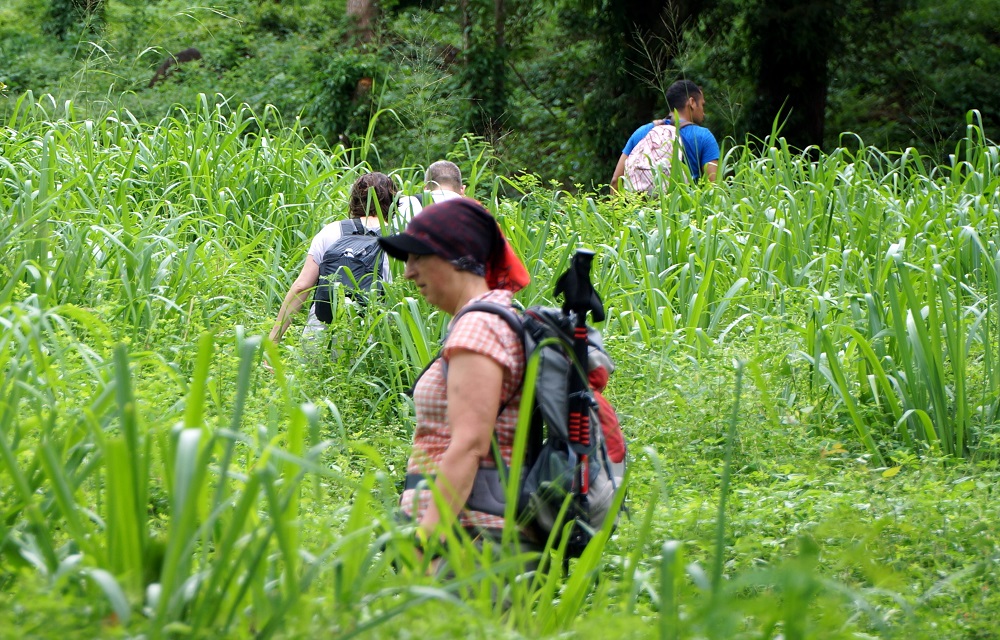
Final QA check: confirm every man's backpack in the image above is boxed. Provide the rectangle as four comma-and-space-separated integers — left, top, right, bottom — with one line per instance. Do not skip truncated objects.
397, 194, 423, 220
452, 302, 628, 558
313, 219, 383, 323
623, 121, 691, 194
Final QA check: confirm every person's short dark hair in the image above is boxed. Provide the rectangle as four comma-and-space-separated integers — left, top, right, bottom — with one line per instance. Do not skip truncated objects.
349, 172, 397, 220
425, 160, 463, 192
666, 80, 703, 112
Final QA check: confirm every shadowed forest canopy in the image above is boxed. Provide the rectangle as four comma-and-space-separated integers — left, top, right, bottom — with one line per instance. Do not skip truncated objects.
1, 0, 998, 184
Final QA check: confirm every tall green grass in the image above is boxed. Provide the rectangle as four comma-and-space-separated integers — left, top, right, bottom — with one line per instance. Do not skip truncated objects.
4, 93, 1000, 636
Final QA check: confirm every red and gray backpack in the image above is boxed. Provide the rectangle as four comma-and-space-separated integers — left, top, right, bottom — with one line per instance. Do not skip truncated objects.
405, 250, 628, 558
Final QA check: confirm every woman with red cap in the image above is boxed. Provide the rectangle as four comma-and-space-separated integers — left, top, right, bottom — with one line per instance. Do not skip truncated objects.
379, 198, 532, 559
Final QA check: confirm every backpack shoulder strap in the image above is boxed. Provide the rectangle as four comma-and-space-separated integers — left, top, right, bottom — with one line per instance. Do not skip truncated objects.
405, 302, 523, 398
452, 299, 527, 422
342, 217, 381, 238
339, 219, 360, 236
451, 301, 524, 344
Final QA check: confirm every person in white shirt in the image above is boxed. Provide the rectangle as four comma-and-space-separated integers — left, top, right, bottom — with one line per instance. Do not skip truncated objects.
268, 172, 397, 349
397, 160, 466, 222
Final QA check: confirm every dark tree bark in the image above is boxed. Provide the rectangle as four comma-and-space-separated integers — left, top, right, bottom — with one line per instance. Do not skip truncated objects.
346, 0, 375, 42
489, 0, 506, 132
460, 0, 509, 138
494, 0, 506, 87
746, 0, 845, 148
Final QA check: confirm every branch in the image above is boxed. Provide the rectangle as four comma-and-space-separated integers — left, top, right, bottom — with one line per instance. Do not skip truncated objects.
505, 59, 559, 121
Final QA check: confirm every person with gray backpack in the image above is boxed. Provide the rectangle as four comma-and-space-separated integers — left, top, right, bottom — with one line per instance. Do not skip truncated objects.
267, 172, 396, 356
378, 199, 627, 568
449, 256, 627, 558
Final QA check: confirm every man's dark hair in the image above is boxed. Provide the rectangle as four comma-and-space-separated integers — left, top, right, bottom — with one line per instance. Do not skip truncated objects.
666, 80, 703, 112
349, 172, 397, 220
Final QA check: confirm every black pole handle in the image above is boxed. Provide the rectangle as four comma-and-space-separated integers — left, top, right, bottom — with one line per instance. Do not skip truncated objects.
554, 249, 605, 324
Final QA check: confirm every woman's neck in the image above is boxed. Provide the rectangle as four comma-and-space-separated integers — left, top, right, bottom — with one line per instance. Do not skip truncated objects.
447, 278, 491, 316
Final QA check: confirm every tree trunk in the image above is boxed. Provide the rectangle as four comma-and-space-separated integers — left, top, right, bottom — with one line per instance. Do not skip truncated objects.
460, 0, 470, 51
460, 0, 507, 138
747, 0, 843, 148
346, 0, 375, 42
489, 0, 506, 132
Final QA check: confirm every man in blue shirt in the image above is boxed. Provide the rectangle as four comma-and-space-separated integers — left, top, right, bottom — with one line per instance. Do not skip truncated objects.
610, 80, 720, 192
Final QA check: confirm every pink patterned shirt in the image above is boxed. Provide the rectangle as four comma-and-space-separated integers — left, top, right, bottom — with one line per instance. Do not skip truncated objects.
400, 289, 525, 529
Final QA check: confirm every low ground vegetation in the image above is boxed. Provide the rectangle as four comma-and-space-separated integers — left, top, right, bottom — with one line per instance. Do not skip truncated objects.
2, 95, 1000, 637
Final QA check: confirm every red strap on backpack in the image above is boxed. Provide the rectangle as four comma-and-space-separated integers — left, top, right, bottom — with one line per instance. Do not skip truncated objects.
589, 367, 625, 464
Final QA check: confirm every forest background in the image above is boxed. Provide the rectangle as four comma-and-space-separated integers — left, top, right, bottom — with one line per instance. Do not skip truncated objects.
2, 0, 998, 188
4, 1, 1000, 638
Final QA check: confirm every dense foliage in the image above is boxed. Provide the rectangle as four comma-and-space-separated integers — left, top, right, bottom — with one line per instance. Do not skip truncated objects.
2, 1, 1000, 636
1, 0, 998, 187
2, 92, 1000, 637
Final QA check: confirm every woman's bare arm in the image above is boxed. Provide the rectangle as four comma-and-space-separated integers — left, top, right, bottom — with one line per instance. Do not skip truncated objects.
417, 349, 504, 536
268, 256, 320, 344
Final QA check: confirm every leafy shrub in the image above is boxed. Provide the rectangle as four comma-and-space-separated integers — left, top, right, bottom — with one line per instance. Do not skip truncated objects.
43, 0, 106, 40
251, 2, 301, 39
303, 48, 383, 150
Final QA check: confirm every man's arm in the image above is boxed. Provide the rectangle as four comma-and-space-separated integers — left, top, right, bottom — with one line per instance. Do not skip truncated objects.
610, 153, 628, 194
695, 129, 721, 183
702, 160, 718, 183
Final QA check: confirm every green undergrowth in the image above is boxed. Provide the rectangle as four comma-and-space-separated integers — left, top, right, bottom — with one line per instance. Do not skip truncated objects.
2, 95, 1000, 637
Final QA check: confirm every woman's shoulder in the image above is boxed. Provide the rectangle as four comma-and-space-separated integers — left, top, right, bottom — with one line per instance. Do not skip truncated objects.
445, 292, 524, 375
449, 291, 520, 345
307, 221, 350, 261
453, 291, 516, 323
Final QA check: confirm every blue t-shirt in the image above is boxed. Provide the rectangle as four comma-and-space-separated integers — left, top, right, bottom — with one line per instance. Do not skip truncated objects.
622, 120, 720, 181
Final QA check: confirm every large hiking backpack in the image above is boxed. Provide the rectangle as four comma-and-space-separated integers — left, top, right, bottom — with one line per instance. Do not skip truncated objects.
623, 121, 691, 194
313, 219, 383, 323
452, 302, 628, 558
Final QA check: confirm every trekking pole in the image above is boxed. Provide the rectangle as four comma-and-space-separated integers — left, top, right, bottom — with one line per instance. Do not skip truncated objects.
554, 249, 605, 502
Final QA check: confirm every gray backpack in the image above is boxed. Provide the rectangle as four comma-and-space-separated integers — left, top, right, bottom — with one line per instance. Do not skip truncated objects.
406, 302, 627, 557
313, 219, 383, 323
